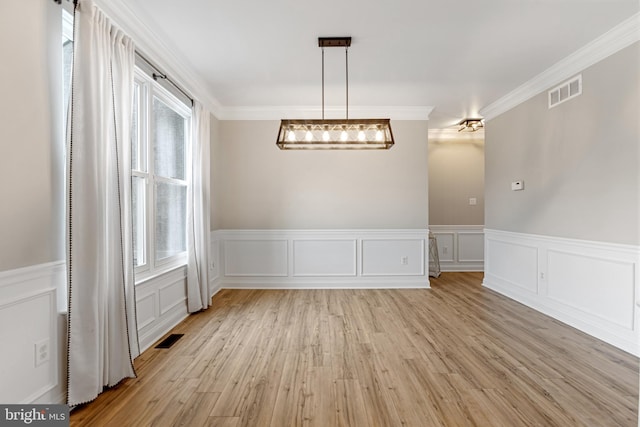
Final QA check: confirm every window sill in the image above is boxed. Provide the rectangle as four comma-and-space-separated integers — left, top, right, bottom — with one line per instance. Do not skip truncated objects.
135, 262, 187, 287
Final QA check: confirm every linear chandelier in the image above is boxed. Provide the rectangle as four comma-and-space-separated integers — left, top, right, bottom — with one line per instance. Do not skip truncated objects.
277, 37, 394, 150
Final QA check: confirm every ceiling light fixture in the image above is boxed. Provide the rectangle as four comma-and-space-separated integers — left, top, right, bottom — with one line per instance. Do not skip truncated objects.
458, 118, 484, 132
277, 37, 394, 150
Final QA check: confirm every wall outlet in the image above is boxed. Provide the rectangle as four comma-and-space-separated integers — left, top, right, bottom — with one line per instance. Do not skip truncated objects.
511, 180, 524, 191
469, 197, 477, 206
34, 339, 50, 367
400, 256, 409, 265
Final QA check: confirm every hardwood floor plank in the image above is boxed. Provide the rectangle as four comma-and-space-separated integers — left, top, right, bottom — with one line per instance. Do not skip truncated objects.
71, 273, 639, 426
171, 392, 221, 427
333, 379, 368, 427
269, 348, 311, 426
204, 416, 240, 427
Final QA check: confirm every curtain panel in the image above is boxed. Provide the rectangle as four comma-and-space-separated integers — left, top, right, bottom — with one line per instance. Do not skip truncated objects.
187, 102, 212, 312
67, 0, 139, 406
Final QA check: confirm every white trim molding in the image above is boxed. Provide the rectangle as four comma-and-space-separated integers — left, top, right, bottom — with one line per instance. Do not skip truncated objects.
94, 0, 434, 123
430, 225, 484, 272
217, 105, 434, 121
483, 229, 640, 356
0, 261, 66, 404
480, 13, 640, 121
211, 229, 431, 289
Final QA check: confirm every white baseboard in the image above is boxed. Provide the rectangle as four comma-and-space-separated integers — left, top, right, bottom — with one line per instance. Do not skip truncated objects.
484, 229, 639, 356
429, 225, 484, 272
211, 229, 431, 289
221, 278, 429, 290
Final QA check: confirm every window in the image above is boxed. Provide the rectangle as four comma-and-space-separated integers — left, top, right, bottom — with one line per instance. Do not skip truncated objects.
132, 69, 191, 279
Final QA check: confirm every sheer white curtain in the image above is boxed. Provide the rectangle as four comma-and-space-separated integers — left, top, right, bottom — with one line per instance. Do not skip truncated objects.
67, 0, 139, 406
186, 102, 212, 312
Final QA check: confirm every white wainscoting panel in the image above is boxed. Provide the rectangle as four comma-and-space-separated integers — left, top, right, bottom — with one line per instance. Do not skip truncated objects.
213, 230, 430, 289
458, 232, 485, 263
293, 240, 357, 277
430, 225, 484, 271
547, 250, 635, 331
433, 232, 455, 263
136, 292, 156, 330
485, 238, 538, 294
361, 239, 424, 276
136, 266, 188, 352
224, 240, 288, 277
484, 229, 639, 356
0, 261, 66, 404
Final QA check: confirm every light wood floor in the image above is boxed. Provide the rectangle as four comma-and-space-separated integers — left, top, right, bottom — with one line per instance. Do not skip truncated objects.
71, 272, 639, 426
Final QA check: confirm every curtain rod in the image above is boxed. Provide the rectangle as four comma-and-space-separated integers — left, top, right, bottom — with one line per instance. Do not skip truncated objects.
136, 52, 194, 107
52, 0, 194, 107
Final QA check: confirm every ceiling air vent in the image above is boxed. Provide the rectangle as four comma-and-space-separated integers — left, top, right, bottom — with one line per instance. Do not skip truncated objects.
548, 75, 582, 109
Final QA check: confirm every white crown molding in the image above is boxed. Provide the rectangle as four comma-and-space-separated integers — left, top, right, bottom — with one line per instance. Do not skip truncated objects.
81, 1, 434, 122
93, 0, 223, 117
480, 12, 640, 121
428, 128, 484, 142
217, 105, 434, 121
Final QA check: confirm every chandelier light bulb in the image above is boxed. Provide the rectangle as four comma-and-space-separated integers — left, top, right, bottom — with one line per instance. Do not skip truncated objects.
375, 130, 383, 141
287, 131, 296, 142
322, 131, 330, 141
358, 130, 366, 141
305, 131, 313, 141
340, 130, 348, 142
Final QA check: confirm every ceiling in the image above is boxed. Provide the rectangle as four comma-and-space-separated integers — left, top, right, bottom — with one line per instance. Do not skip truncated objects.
118, 0, 637, 129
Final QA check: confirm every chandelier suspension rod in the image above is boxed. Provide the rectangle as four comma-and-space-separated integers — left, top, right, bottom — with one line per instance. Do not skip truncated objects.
321, 47, 325, 120
345, 46, 349, 120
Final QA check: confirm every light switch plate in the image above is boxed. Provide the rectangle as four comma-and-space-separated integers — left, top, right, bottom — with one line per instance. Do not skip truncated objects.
511, 180, 524, 191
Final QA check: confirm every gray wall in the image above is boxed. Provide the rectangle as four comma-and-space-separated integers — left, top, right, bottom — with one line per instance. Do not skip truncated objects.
0, 1, 64, 271
429, 137, 484, 225
210, 113, 222, 230
212, 120, 429, 230
485, 42, 640, 245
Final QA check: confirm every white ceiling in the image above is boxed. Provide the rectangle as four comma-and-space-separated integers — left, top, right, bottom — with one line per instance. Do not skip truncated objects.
118, 0, 638, 128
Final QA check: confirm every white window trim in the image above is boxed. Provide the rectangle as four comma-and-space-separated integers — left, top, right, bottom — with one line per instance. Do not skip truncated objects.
133, 68, 192, 284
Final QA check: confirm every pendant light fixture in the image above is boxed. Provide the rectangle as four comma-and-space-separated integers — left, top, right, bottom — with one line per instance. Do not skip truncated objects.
276, 37, 394, 150
457, 118, 484, 132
